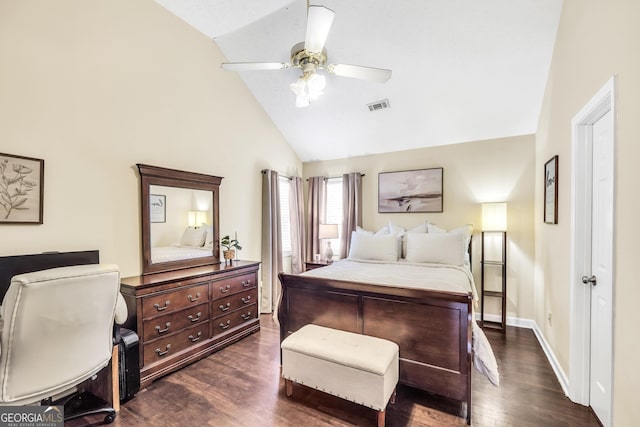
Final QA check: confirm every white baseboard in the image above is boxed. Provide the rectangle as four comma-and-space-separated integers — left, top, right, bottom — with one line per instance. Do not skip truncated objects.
476, 313, 570, 396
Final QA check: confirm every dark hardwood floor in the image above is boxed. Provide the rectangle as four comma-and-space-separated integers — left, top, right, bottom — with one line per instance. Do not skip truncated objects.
68, 315, 601, 426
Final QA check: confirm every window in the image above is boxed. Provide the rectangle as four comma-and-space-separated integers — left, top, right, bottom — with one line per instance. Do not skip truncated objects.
325, 177, 343, 258
278, 175, 292, 255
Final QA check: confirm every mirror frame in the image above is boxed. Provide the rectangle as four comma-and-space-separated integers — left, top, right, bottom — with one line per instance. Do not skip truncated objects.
137, 164, 222, 275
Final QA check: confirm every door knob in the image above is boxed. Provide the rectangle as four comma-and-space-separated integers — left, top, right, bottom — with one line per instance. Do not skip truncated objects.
581, 275, 597, 286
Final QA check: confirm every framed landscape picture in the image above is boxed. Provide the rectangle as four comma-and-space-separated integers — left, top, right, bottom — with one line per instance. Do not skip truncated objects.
378, 168, 443, 213
544, 155, 558, 224
0, 153, 44, 224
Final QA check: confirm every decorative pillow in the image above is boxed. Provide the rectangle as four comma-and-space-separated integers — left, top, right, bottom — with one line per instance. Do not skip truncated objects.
374, 225, 389, 235
355, 226, 373, 235
407, 221, 428, 234
427, 223, 447, 234
180, 226, 206, 247
348, 231, 399, 261
402, 221, 428, 258
427, 223, 473, 264
404, 232, 465, 266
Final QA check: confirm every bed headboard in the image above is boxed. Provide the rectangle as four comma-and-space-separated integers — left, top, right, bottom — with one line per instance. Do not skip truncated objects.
0, 250, 99, 302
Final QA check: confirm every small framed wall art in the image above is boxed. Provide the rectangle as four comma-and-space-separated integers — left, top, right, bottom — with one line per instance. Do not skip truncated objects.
149, 194, 166, 223
378, 167, 443, 213
0, 153, 44, 224
544, 155, 558, 224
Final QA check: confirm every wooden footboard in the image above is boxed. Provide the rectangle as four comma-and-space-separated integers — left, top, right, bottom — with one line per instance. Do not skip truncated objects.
278, 272, 473, 425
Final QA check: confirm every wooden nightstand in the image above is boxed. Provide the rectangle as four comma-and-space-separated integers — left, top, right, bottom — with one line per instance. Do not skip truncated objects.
304, 261, 331, 271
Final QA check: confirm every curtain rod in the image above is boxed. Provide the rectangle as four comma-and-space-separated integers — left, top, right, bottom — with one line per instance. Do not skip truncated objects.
306, 174, 366, 181
261, 169, 295, 180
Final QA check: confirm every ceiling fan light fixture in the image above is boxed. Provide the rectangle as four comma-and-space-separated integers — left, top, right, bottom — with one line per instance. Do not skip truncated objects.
289, 71, 326, 108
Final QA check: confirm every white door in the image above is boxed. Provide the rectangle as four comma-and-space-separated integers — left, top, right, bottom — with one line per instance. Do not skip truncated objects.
587, 109, 614, 425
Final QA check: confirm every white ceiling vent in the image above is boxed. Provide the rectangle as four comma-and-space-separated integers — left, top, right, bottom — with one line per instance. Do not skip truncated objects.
367, 99, 390, 112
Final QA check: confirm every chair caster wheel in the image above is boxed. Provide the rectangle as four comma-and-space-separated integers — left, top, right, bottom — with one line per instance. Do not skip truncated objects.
104, 412, 116, 424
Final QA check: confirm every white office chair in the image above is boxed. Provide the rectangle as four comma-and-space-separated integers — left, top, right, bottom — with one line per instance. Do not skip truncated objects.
0, 264, 128, 424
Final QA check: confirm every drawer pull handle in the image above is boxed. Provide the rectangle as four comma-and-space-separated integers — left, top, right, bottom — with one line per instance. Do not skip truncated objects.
241, 296, 252, 304
188, 312, 202, 322
242, 280, 252, 287
155, 322, 171, 334
154, 301, 170, 311
241, 311, 252, 321
155, 344, 171, 357
189, 332, 202, 342
220, 285, 231, 294
220, 320, 231, 330
219, 303, 231, 312
188, 292, 201, 302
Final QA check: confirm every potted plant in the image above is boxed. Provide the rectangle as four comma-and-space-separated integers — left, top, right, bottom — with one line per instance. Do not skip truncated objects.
221, 234, 242, 263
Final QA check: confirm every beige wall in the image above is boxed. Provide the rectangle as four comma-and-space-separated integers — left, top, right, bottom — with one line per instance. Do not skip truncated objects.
536, 1, 640, 424
0, 0, 301, 277
304, 135, 536, 320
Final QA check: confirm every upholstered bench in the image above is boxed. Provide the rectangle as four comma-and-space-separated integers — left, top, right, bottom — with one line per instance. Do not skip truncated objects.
281, 324, 399, 427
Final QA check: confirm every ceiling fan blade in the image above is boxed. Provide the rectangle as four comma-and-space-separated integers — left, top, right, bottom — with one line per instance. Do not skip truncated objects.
221, 62, 289, 71
328, 64, 392, 83
304, 5, 335, 54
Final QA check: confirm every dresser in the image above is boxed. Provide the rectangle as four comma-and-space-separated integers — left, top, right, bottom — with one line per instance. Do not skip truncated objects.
120, 261, 260, 388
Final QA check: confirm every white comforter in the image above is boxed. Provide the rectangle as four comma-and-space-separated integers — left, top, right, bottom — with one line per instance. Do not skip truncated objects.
151, 245, 211, 263
302, 259, 500, 386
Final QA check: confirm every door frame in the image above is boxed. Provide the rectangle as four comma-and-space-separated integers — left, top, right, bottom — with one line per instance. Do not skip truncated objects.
568, 76, 616, 416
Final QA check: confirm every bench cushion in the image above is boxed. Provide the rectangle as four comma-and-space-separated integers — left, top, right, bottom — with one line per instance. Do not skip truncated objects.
281, 324, 399, 412
281, 324, 398, 375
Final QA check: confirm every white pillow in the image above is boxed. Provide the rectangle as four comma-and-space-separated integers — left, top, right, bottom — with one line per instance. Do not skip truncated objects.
388, 221, 405, 236
427, 223, 447, 233
404, 232, 465, 266
374, 225, 389, 235
180, 227, 206, 247
355, 226, 373, 235
402, 221, 428, 258
348, 231, 399, 261
427, 223, 473, 263
407, 221, 428, 233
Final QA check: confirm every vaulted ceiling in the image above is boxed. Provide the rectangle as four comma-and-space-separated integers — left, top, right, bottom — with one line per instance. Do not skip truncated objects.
156, 0, 563, 162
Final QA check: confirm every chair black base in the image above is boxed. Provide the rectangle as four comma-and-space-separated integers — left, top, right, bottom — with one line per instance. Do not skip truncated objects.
49, 391, 116, 424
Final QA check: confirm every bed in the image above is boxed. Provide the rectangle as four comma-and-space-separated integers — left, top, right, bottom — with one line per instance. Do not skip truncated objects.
277, 224, 498, 425
150, 225, 214, 264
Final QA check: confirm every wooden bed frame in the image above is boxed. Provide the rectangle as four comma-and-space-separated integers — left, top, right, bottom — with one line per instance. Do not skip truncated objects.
278, 272, 473, 425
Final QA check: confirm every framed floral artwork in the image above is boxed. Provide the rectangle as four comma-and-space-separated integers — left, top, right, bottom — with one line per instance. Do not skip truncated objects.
0, 153, 44, 224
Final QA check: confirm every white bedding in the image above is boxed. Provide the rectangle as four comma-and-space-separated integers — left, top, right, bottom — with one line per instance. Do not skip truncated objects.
302, 259, 500, 386
151, 245, 212, 263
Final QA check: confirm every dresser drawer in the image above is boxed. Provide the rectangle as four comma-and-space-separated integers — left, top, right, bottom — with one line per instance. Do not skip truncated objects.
143, 323, 208, 366
142, 283, 208, 318
210, 273, 256, 300
142, 302, 209, 342
212, 303, 258, 336
211, 289, 257, 318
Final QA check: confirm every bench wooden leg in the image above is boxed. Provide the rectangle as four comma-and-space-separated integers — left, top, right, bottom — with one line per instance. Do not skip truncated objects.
285, 379, 293, 397
377, 409, 386, 427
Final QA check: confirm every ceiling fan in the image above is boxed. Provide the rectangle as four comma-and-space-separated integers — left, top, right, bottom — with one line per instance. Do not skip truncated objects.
221, 4, 392, 108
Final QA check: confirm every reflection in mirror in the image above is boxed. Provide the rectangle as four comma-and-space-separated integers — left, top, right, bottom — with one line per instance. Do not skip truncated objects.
137, 164, 222, 275
149, 185, 214, 264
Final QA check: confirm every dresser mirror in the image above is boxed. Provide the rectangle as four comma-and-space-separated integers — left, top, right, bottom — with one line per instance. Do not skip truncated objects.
137, 164, 222, 275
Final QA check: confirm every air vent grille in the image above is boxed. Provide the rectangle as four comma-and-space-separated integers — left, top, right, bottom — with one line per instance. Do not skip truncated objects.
367, 99, 390, 112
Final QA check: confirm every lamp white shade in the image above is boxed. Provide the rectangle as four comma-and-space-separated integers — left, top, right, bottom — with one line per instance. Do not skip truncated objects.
482, 203, 507, 231
188, 211, 207, 228
318, 223, 339, 239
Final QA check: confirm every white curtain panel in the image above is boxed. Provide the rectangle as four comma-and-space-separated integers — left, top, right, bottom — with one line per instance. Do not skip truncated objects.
261, 170, 282, 314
